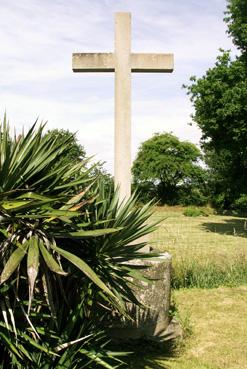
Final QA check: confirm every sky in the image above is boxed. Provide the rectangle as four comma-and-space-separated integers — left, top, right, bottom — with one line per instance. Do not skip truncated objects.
0, 0, 236, 173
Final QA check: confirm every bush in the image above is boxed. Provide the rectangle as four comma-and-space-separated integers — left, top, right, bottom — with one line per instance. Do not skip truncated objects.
183, 207, 204, 217
232, 194, 247, 214
0, 118, 158, 369
178, 187, 208, 206
183, 206, 216, 217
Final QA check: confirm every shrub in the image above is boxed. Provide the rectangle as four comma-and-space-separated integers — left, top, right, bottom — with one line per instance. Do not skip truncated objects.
183, 207, 204, 217
0, 118, 158, 369
178, 187, 208, 206
232, 194, 247, 214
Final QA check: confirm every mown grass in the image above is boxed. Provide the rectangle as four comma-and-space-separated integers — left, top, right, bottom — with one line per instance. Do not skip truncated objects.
128, 286, 247, 369
128, 207, 247, 368
151, 206, 247, 288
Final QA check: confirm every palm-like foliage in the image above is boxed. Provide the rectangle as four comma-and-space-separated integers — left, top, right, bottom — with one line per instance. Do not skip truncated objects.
0, 118, 158, 368
0, 116, 92, 194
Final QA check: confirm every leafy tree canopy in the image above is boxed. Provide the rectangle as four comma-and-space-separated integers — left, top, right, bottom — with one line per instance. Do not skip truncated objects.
185, 0, 247, 208
224, 0, 247, 55
45, 128, 113, 191
186, 51, 247, 152
45, 128, 86, 165
132, 133, 205, 204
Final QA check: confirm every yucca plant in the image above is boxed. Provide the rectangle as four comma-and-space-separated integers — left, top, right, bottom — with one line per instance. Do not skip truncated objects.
0, 118, 158, 368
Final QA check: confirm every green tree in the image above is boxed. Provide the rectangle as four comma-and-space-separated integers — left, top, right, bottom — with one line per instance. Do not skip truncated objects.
46, 128, 113, 192
45, 128, 86, 166
224, 0, 247, 55
132, 133, 205, 204
185, 0, 247, 208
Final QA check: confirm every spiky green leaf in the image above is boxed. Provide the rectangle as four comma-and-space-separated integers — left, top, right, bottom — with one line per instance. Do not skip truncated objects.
39, 241, 67, 276
27, 236, 40, 313
0, 243, 29, 284
50, 243, 116, 300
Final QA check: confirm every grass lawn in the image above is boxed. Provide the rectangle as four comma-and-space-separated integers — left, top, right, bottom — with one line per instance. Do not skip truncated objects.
151, 206, 247, 288
129, 286, 247, 369
128, 207, 247, 368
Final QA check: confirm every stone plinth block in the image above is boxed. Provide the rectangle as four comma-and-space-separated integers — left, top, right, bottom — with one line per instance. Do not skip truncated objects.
108, 252, 177, 342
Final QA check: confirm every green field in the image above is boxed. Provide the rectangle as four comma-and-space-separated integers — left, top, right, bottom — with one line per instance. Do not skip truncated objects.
130, 207, 247, 369
151, 206, 247, 288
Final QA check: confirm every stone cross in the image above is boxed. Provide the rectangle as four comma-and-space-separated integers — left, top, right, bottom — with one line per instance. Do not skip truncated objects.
72, 12, 174, 203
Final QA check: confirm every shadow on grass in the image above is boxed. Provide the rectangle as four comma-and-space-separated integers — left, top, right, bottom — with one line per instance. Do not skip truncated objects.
116, 340, 177, 369
201, 218, 247, 238
106, 302, 183, 368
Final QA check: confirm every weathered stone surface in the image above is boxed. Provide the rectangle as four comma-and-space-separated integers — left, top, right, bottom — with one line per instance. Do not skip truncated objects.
72, 12, 174, 203
72, 52, 174, 73
107, 252, 177, 342
131, 53, 174, 72
72, 53, 114, 72
114, 12, 132, 202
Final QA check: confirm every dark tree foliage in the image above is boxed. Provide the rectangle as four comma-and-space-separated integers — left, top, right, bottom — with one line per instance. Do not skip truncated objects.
224, 0, 247, 55
45, 128, 113, 192
45, 128, 86, 165
185, 0, 247, 208
132, 133, 206, 205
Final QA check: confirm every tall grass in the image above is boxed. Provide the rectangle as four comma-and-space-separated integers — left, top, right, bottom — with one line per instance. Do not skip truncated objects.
151, 206, 247, 289
172, 256, 247, 289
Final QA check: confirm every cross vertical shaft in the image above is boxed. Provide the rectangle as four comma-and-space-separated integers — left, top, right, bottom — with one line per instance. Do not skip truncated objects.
114, 13, 131, 202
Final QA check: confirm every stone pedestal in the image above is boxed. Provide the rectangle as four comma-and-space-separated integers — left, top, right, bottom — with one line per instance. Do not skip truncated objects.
108, 252, 178, 342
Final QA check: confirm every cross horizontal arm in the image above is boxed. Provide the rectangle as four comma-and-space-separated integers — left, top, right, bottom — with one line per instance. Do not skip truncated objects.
131, 53, 174, 73
73, 53, 115, 72
73, 52, 174, 73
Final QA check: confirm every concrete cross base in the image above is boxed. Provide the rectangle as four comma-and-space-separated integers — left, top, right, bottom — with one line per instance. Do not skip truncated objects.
107, 252, 181, 342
